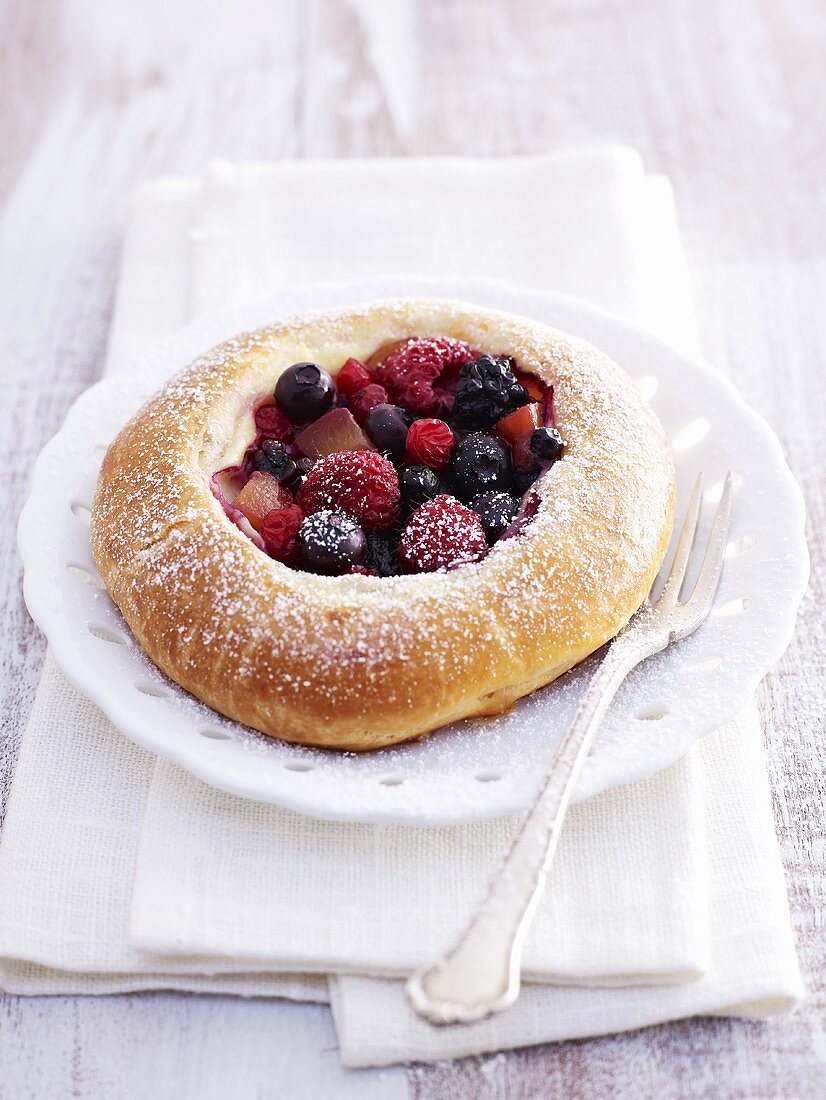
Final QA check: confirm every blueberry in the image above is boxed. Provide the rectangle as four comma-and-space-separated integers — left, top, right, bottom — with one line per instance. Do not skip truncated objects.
447, 432, 513, 501
363, 403, 412, 457
251, 440, 301, 490
452, 355, 529, 431
275, 362, 336, 423
470, 491, 519, 543
529, 426, 564, 463
400, 465, 443, 510
364, 532, 403, 577
296, 510, 366, 575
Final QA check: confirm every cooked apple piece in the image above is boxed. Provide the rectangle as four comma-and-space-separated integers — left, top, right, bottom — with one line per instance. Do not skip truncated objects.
233, 471, 293, 531
514, 370, 547, 402
494, 402, 542, 472
295, 407, 376, 458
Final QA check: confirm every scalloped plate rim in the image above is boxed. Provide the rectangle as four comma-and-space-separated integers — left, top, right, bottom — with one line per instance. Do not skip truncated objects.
17, 276, 809, 824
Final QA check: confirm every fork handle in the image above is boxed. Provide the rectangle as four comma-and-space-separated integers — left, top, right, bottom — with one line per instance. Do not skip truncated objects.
406, 631, 646, 1025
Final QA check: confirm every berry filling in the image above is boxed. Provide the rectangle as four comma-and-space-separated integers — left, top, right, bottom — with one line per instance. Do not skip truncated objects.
213, 337, 564, 575
349, 383, 390, 425
405, 418, 455, 470
296, 510, 366, 574
261, 504, 305, 562
375, 337, 476, 417
398, 495, 488, 574
296, 451, 401, 534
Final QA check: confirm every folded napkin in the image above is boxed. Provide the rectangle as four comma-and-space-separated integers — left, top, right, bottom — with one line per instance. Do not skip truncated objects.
330, 711, 801, 1065
1, 150, 803, 1069
132, 748, 705, 985
189, 151, 700, 356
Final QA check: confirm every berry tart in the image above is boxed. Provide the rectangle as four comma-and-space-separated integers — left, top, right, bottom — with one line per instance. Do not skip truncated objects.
91, 300, 675, 751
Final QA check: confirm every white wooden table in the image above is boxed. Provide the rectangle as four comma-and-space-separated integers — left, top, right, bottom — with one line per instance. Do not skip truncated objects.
2, 0, 824, 1095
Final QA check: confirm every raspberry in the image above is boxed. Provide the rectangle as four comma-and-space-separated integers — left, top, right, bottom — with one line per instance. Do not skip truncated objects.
405, 418, 455, 469
297, 450, 400, 533
347, 565, 380, 576
336, 357, 372, 398
254, 403, 294, 443
260, 504, 305, 562
398, 495, 488, 573
349, 383, 389, 425
376, 338, 476, 417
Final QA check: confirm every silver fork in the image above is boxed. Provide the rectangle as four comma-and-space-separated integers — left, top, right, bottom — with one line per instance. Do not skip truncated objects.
407, 471, 733, 1026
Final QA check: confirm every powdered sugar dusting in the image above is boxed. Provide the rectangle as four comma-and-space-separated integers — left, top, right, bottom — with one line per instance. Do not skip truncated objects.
25, 279, 806, 819
91, 298, 675, 748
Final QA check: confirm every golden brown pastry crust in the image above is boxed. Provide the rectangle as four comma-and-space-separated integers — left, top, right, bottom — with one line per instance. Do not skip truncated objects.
91, 299, 676, 751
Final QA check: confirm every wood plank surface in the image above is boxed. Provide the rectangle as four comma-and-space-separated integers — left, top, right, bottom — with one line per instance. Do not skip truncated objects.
1, 0, 824, 1095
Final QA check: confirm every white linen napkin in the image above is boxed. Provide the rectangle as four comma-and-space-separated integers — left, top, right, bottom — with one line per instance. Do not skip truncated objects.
330, 710, 801, 1066
0, 651, 326, 1002
1, 150, 803, 1068
189, 151, 699, 357
131, 749, 705, 985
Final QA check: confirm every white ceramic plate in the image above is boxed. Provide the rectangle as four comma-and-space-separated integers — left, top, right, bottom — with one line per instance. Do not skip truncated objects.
18, 277, 808, 824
